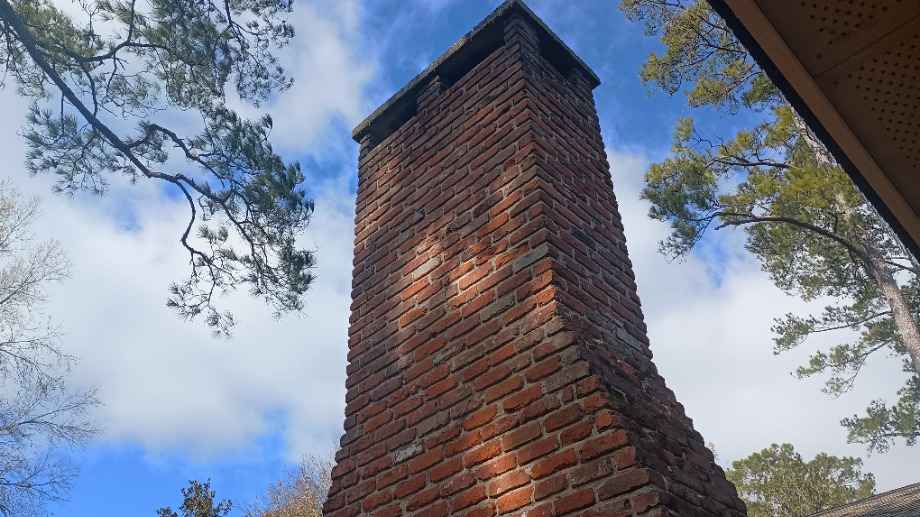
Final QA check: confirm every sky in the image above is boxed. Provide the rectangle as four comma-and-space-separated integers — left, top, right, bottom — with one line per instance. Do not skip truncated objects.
0, 0, 916, 515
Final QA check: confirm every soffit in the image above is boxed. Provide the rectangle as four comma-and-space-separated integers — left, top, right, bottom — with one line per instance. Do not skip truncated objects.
714, 0, 920, 257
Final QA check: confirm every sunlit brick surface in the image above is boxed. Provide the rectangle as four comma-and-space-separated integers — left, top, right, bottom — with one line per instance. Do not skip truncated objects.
325, 2, 747, 515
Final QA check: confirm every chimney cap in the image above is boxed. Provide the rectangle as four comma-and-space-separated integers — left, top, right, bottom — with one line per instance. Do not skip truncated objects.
352, 0, 600, 144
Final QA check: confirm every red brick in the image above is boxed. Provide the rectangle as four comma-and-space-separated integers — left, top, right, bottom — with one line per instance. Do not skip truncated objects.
360, 456, 392, 478
487, 470, 530, 497
401, 277, 431, 300
329, 11, 748, 517
481, 414, 517, 441
409, 449, 442, 474
362, 490, 392, 512
461, 290, 496, 318
634, 489, 665, 514
501, 421, 541, 451
518, 435, 558, 465
534, 473, 568, 500
452, 485, 487, 511
393, 475, 425, 499
570, 458, 615, 487
580, 429, 629, 461
464, 405, 498, 431
427, 424, 461, 449
419, 364, 450, 388
458, 264, 492, 291
407, 486, 441, 511
478, 454, 517, 480
554, 488, 596, 515
614, 446, 638, 469
399, 306, 428, 327
427, 375, 458, 398
583, 393, 608, 413
526, 502, 555, 517
560, 421, 593, 446
489, 342, 516, 366
525, 355, 560, 382
521, 394, 561, 423
465, 504, 497, 517
531, 449, 576, 479
496, 486, 533, 514
439, 471, 476, 497
544, 404, 582, 432
364, 411, 393, 433
371, 503, 402, 517
502, 383, 542, 412
597, 468, 652, 500
375, 464, 408, 490
595, 409, 621, 430
444, 431, 482, 458
463, 440, 502, 467
430, 457, 462, 482
484, 375, 523, 403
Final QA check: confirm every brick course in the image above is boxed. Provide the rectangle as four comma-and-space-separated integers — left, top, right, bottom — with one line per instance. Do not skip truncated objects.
325, 1, 747, 515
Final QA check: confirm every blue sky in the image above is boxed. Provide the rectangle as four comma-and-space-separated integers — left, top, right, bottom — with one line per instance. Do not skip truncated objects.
0, 0, 916, 515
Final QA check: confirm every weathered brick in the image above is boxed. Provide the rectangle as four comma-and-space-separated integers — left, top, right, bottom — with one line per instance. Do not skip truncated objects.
484, 375, 523, 403
496, 486, 533, 514
440, 471, 477, 497
463, 440, 502, 467
534, 472, 568, 500
407, 486, 440, 512
614, 446, 638, 469
554, 488, 597, 515
329, 6, 748, 517
598, 468, 652, 501
444, 431, 482, 458
392, 474, 424, 500
500, 421, 541, 451
430, 457, 463, 482
517, 435, 558, 465
465, 504, 497, 517
452, 485, 487, 511
409, 449, 442, 474
580, 429, 629, 461
531, 449, 576, 479
478, 454, 517, 480
362, 490, 392, 513
464, 405, 498, 431
502, 383, 542, 412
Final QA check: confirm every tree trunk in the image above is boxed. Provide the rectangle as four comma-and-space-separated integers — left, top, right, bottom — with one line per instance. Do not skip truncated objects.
794, 114, 920, 377
867, 252, 920, 375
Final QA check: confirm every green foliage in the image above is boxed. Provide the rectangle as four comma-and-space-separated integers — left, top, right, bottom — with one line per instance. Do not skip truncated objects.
621, 0, 920, 451
726, 444, 875, 517
0, 0, 315, 335
157, 479, 232, 517
842, 366, 920, 452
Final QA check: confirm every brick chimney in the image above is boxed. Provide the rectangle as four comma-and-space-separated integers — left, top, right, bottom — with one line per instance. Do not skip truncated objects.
324, 1, 747, 515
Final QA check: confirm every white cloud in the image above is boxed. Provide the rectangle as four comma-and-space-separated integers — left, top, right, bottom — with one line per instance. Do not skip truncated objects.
243, 0, 373, 154
30, 173, 354, 460
0, 1, 361, 462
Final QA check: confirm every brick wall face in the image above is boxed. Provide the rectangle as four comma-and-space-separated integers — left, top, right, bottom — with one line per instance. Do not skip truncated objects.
325, 8, 746, 517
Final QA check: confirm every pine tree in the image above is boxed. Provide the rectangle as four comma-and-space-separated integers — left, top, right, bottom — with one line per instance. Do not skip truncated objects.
0, 0, 315, 336
157, 479, 232, 517
620, 0, 920, 451
726, 444, 875, 517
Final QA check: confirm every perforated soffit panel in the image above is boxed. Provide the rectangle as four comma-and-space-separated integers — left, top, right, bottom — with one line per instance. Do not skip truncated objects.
713, 0, 920, 258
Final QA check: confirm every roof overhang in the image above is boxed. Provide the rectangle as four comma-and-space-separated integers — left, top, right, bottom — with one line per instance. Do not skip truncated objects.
709, 0, 920, 258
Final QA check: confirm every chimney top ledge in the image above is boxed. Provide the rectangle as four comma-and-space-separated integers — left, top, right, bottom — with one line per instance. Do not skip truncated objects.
351, 0, 600, 144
